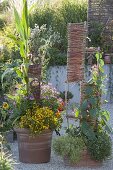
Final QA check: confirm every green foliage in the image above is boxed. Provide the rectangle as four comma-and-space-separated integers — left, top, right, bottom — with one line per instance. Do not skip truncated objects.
59, 91, 73, 101
30, 0, 87, 65
0, 18, 5, 30
0, 102, 14, 132
0, 0, 9, 13
5, 0, 30, 94
29, 24, 61, 78
48, 51, 67, 66
53, 135, 85, 164
86, 131, 112, 161
89, 22, 103, 47
0, 135, 14, 170
76, 52, 112, 140
1, 59, 22, 94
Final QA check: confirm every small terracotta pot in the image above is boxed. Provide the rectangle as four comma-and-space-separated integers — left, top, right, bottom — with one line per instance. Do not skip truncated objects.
64, 149, 102, 168
15, 128, 52, 164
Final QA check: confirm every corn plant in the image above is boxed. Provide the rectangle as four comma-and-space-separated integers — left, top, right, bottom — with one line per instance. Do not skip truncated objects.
2, 0, 30, 95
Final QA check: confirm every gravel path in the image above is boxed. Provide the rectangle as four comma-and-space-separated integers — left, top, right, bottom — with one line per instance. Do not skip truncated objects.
11, 104, 113, 170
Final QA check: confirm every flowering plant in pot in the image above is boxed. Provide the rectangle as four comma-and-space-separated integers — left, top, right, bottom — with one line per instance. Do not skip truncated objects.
3, 0, 64, 164
53, 52, 112, 168
10, 83, 63, 163
15, 105, 62, 163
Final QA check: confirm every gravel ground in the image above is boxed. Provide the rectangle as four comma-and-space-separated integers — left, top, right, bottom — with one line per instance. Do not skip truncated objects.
10, 104, 113, 170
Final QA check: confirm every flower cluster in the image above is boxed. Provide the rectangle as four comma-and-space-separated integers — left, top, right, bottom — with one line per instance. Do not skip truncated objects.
19, 106, 62, 134
41, 83, 64, 113
41, 83, 59, 99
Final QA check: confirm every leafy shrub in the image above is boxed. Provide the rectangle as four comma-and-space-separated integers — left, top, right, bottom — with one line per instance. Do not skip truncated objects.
0, 18, 5, 30
0, 135, 14, 170
0, 0, 9, 13
53, 135, 85, 163
86, 131, 112, 161
29, 24, 61, 62
30, 0, 87, 65
88, 22, 103, 47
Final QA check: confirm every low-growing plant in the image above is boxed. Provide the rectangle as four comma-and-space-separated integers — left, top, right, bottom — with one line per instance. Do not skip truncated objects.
0, 135, 14, 170
86, 131, 112, 161
53, 135, 85, 164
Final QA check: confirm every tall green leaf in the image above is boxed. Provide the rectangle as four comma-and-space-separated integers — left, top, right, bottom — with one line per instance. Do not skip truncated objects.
81, 121, 96, 140
1, 68, 14, 86
22, 0, 28, 40
14, 7, 24, 40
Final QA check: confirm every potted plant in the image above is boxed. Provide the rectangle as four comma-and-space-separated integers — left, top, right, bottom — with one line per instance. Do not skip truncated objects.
53, 52, 112, 167
53, 134, 85, 166
0, 102, 14, 143
53, 125, 112, 167
2, 0, 64, 164
5, 80, 64, 163
76, 52, 112, 166
15, 105, 62, 163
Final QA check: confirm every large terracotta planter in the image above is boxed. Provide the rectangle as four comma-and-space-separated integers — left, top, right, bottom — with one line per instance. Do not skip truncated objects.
15, 128, 52, 164
64, 150, 102, 168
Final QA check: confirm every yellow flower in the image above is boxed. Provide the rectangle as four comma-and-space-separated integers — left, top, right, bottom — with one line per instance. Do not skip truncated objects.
56, 111, 61, 118
2, 102, 9, 110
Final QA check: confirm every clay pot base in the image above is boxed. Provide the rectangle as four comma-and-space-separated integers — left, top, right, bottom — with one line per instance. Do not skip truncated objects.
64, 150, 102, 168
15, 128, 52, 164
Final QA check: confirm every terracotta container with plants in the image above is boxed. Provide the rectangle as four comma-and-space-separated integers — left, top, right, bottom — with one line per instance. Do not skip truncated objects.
53, 52, 112, 168
15, 105, 62, 163
4, 0, 64, 164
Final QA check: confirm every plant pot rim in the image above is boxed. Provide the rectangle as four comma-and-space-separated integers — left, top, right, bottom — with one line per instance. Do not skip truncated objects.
14, 128, 52, 134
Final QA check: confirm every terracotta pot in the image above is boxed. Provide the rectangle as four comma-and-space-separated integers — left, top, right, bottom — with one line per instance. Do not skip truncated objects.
15, 128, 52, 164
64, 149, 102, 168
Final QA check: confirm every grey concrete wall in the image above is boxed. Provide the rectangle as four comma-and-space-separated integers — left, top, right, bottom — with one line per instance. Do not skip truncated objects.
48, 65, 113, 104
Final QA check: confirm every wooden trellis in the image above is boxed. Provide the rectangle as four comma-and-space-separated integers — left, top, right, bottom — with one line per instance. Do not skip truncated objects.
28, 64, 41, 102
67, 23, 87, 82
